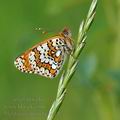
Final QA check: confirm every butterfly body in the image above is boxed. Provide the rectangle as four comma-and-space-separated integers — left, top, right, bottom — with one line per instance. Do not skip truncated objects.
14, 28, 73, 78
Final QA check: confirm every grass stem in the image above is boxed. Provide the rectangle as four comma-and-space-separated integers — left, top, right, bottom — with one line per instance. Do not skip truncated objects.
47, 0, 97, 120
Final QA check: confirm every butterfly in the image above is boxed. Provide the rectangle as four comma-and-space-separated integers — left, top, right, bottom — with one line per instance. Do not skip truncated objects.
14, 28, 73, 78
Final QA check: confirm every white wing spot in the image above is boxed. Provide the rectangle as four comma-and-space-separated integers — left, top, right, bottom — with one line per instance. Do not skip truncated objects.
29, 51, 35, 63
49, 58, 54, 65
14, 57, 24, 70
52, 39, 58, 47
34, 67, 40, 74
37, 43, 49, 53
40, 53, 45, 62
56, 50, 61, 57
37, 46, 44, 53
45, 69, 50, 76
40, 67, 45, 74
45, 58, 49, 63
42, 43, 49, 50
52, 63, 57, 69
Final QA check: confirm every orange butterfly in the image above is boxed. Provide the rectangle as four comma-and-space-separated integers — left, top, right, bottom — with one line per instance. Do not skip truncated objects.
14, 28, 73, 78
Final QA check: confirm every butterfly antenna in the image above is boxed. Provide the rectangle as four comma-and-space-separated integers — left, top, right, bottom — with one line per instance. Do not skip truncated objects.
34, 27, 48, 35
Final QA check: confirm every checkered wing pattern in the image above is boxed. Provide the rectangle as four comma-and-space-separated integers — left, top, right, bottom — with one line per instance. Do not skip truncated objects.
14, 28, 73, 78
14, 36, 67, 78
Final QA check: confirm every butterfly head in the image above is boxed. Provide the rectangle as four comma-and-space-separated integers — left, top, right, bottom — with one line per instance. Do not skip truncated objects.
60, 27, 73, 52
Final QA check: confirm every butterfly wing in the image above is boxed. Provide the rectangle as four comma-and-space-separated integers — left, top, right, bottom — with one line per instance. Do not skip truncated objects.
14, 36, 66, 78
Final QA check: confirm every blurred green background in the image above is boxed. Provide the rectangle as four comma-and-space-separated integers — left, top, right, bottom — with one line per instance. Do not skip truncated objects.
0, 0, 120, 120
